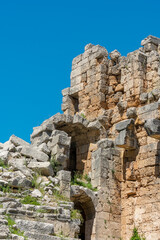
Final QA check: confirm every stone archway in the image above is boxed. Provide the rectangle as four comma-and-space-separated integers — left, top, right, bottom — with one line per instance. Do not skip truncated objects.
71, 185, 97, 240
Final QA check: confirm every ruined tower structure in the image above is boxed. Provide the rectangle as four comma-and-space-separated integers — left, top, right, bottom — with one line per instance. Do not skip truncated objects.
30, 35, 160, 240
1, 35, 160, 240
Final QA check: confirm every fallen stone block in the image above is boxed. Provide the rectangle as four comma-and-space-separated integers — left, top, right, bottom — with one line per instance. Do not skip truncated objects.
8, 158, 32, 177
0, 150, 10, 163
31, 189, 42, 198
15, 219, 54, 235
27, 161, 53, 176
10, 135, 30, 147
20, 146, 49, 162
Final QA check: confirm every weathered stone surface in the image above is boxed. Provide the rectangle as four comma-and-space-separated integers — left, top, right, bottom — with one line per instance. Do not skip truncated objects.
115, 119, 135, 131
144, 118, 160, 139
15, 219, 54, 235
31, 189, 42, 198
109, 50, 121, 61
140, 92, 148, 103
141, 35, 160, 46
57, 170, 71, 198
126, 107, 137, 119
1, 35, 160, 240
10, 135, 30, 147
27, 161, 53, 176
38, 143, 50, 155
115, 129, 137, 149
20, 146, 49, 162
8, 158, 32, 177
0, 143, 3, 149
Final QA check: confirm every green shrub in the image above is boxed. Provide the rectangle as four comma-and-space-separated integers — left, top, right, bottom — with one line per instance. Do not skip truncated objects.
20, 195, 40, 205
6, 214, 27, 239
0, 158, 8, 168
31, 172, 41, 188
130, 228, 145, 240
50, 155, 62, 175
80, 113, 86, 119
71, 172, 97, 191
53, 190, 69, 202
84, 174, 91, 182
0, 185, 11, 193
71, 209, 84, 223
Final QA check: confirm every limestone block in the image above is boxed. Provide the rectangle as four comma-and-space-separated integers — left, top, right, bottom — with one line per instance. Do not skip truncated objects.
31, 189, 42, 198
69, 83, 83, 96
141, 35, 160, 46
38, 143, 50, 155
97, 138, 114, 148
85, 43, 94, 51
144, 119, 160, 139
31, 121, 53, 139
109, 50, 121, 61
10, 135, 30, 147
148, 92, 154, 102
57, 170, 71, 198
8, 158, 32, 177
115, 129, 137, 149
140, 92, 148, 104
115, 119, 135, 132
144, 42, 158, 52
70, 67, 82, 79
8, 171, 32, 188
110, 65, 121, 75
15, 219, 54, 235
27, 161, 54, 176
88, 120, 103, 131
115, 84, 124, 92
20, 146, 49, 162
72, 54, 82, 66
152, 88, 160, 100
57, 170, 71, 182
137, 102, 160, 122
3, 141, 16, 152
61, 87, 70, 96
126, 107, 137, 119
51, 134, 71, 147
71, 75, 82, 87
73, 114, 89, 127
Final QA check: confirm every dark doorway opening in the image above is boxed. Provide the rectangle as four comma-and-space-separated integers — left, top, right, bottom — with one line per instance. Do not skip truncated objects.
71, 95, 79, 114
68, 141, 77, 176
71, 187, 96, 240
74, 202, 86, 240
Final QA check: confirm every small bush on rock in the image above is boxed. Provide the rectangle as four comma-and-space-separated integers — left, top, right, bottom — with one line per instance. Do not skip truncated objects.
6, 214, 28, 239
0, 158, 8, 168
50, 155, 62, 175
20, 195, 40, 205
71, 209, 84, 223
71, 171, 97, 191
130, 228, 146, 240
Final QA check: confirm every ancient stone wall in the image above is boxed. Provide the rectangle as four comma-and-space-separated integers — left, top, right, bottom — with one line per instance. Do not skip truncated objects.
0, 35, 160, 240
61, 35, 160, 240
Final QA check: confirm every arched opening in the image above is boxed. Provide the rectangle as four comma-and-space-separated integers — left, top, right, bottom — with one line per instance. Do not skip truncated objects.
74, 202, 86, 240
55, 118, 99, 176
71, 186, 96, 240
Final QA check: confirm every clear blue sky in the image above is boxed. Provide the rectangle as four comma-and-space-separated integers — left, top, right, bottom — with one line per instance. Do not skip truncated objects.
0, 0, 160, 143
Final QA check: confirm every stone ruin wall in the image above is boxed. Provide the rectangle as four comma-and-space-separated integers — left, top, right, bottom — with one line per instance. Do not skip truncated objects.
0, 35, 160, 240
61, 35, 160, 240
